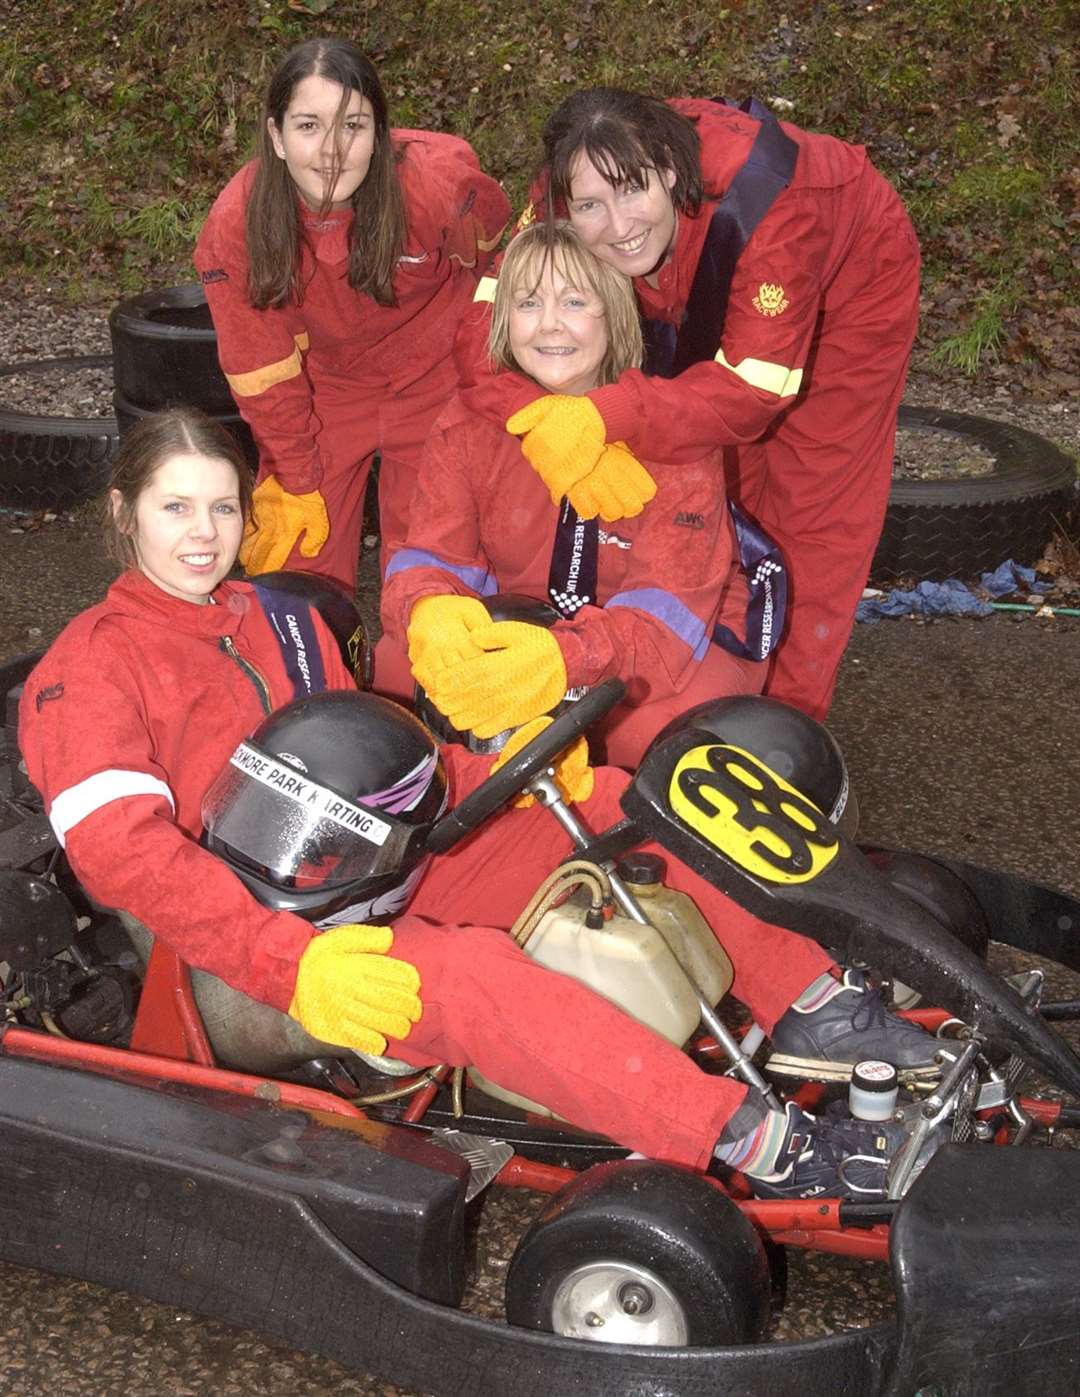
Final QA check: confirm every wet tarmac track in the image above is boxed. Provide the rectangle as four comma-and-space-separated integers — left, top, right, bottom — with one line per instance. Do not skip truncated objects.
0, 585, 1077, 1393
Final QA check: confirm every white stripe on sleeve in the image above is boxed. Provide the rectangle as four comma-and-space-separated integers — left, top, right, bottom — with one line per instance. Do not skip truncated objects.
48, 769, 176, 848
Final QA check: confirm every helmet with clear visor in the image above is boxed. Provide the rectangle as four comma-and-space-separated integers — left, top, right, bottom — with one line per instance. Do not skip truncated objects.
202, 691, 447, 925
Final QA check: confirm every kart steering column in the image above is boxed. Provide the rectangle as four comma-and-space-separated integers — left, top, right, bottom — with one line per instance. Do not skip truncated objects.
528, 773, 781, 1109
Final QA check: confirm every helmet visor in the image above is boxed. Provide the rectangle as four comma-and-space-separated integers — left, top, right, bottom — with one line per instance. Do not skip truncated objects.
202, 741, 434, 892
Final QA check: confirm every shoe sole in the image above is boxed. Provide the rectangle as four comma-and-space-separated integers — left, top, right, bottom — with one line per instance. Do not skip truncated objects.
764, 1052, 943, 1086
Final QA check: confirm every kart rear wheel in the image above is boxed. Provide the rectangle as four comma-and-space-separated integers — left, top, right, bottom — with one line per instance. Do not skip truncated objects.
505, 1160, 770, 1347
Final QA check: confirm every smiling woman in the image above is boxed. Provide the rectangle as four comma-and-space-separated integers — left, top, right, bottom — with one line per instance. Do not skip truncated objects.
193, 36, 510, 590
378, 223, 769, 768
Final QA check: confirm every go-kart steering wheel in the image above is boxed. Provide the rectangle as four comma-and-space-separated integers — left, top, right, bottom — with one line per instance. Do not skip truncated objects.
425, 678, 625, 855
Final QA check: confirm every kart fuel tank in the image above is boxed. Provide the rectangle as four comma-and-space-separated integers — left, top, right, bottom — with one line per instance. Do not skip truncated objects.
471, 885, 731, 1117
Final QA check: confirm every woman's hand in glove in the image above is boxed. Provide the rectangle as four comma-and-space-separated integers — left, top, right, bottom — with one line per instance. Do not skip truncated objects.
288, 923, 422, 1056
407, 594, 491, 693
569, 442, 657, 522
425, 620, 568, 739
506, 396, 608, 505
241, 476, 330, 575
490, 716, 594, 808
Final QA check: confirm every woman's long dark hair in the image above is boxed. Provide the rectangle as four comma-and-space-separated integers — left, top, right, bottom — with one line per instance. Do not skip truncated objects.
542, 88, 706, 217
246, 37, 406, 309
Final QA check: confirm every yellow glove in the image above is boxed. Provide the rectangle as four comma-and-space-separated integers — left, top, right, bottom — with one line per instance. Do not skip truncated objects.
506, 396, 607, 506
568, 442, 658, 522
407, 594, 491, 693
490, 715, 595, 808
288, 923, 422, 1056
426, 620, 568, 739
240, 475, 330, 575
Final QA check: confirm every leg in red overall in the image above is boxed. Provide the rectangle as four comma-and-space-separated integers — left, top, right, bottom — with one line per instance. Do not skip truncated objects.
383, 763, 832, 1166
272, 356, 461, 593
729, 198, 920, 721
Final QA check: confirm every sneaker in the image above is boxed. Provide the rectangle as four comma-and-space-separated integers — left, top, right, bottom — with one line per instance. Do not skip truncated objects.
766, 969, 942, 1084
745, 1102, 907, 1201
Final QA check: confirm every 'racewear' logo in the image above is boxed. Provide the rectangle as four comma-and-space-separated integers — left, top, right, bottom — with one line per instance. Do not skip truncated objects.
674, 512, 705, 530
199, 268, 228, 284
598, 529, 632, 550
515, 202, 536, 232
35, 682, 64, 711
753, 282, 790, 316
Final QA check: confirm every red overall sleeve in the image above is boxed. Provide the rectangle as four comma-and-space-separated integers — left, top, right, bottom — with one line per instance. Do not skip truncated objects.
19, 632, 315, 1011
379, 412, 492, 644
194, 167, 324, 494
554, 461, 737, 693
588, 193, 843, 462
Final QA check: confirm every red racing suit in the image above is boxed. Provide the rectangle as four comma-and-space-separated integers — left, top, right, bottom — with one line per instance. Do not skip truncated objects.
379, 393, 764, 767
457, 99, 920, 720
194, 132, 510, 589
19, 569, 831, 1169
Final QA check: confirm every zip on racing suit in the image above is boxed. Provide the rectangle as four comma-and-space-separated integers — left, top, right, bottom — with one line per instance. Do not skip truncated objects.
194, 132, 511, 589
19, 568, 833, 1169
379, 392, 765, 768
456, 98, 921, 721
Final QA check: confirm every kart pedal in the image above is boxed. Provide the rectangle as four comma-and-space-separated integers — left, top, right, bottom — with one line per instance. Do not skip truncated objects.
429, 1126, 514, 1202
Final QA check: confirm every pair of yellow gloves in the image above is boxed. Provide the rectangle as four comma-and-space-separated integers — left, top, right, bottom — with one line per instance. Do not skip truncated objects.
240, 397, 654, 576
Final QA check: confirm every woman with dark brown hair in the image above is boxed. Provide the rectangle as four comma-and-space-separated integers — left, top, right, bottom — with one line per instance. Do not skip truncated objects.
194, 36, 510, 590
457, 87, 920, 725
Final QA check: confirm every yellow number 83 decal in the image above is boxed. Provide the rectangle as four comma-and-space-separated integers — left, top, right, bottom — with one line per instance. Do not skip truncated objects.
669, 743, 839, 884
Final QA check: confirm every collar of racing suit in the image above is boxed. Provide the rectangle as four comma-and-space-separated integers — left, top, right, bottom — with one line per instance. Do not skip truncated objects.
104, 568, 256, 638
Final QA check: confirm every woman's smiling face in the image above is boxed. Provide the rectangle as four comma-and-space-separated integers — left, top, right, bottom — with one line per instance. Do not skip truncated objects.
116, 452, 244, 604
564, 149, 678, 280
507, 263, 609, 396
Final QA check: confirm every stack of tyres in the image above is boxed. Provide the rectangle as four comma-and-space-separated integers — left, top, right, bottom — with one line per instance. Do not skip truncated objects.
108, 285, 258, 470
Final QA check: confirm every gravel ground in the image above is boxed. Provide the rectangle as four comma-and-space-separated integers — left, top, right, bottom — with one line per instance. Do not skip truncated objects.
0, 296, 1078, 1395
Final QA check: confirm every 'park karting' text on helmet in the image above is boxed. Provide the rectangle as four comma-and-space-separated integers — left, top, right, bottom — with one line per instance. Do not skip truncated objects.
202, 691, 446, 925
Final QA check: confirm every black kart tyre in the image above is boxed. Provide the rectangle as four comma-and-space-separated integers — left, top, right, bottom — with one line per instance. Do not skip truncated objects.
873, 406, 1078, 581
113, 389, 258, 472
109, 284, 235, 414
0, 356, 118, 510
505, 1160, 771, 1347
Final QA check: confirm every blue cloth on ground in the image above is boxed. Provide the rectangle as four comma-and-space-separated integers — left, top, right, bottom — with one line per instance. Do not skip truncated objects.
856, 559, 1051, 624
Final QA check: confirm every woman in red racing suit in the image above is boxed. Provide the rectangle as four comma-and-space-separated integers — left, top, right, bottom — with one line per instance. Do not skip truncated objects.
19, 408, 932, 1197
456, 88, 920, 723
379, 222, 766, 769
194, 36, 509, 590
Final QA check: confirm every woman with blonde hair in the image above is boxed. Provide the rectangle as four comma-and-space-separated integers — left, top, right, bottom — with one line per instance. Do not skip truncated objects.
380, 221, 766, 768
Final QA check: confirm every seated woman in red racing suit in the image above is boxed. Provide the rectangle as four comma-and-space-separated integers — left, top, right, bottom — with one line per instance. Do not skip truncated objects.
18, 409, 937, 1200
378, 222, 767, 770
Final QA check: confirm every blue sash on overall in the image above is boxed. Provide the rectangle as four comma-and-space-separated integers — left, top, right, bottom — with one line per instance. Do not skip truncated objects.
251, 582, 328, 699
643, 98, 797, 663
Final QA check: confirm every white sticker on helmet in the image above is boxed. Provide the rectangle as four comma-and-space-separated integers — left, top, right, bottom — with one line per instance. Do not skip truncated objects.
229, 742, 392, 846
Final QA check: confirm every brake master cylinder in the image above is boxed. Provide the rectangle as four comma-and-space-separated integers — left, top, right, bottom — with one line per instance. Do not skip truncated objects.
469, 853, 733, 1118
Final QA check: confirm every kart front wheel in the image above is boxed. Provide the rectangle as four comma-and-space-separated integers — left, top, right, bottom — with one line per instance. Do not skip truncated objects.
504, 1160, 770, 1347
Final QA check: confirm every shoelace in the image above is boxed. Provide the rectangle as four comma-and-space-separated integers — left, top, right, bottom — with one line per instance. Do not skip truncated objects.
847, 979, 891, 1033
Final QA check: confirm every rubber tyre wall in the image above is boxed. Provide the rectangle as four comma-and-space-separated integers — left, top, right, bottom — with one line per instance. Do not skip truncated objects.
0, 356, 118, 511
871, 405, 1078, 581
113, 389, 259, 473
109, 284, 236, 413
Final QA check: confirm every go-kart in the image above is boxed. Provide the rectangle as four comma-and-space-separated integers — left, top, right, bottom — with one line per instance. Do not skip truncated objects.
2, 655, 1080, 1397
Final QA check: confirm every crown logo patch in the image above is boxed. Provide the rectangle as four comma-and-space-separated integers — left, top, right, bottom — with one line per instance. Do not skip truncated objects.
515, 201, 536, 233
753, 282, 790, 317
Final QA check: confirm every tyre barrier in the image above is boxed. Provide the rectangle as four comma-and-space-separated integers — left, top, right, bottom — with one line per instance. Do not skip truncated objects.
109, 283, 258, 471
0, 356, 118, 511
870, 405, 1078, 581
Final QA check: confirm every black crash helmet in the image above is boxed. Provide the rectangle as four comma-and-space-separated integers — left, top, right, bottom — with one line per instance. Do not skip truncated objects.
202, 691, 447, 925
413, 593, 587, 755
250, 570, 374, 689
651, 695, 857, 835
